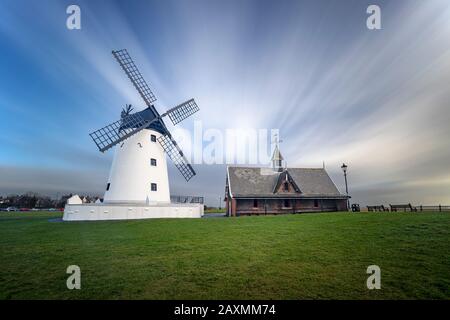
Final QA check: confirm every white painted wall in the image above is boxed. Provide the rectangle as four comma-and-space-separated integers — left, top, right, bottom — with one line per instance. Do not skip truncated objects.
64, 203, 204, 221
103, 129, 170, 204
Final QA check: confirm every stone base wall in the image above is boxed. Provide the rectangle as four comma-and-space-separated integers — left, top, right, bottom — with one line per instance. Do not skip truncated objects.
63, 203, 204, 221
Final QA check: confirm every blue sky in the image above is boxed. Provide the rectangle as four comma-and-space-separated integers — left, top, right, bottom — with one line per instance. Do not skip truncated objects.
1, 0, 450, 206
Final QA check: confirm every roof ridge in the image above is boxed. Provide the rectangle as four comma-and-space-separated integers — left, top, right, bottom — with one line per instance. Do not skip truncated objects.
228, 165, 341, 197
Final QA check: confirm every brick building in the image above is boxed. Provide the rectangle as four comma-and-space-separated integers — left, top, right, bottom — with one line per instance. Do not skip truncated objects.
224, 145, 349, 216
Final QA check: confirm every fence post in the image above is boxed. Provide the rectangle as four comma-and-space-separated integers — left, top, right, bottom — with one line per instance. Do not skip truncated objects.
420, 205, 422, 212
439, 204, 441, 212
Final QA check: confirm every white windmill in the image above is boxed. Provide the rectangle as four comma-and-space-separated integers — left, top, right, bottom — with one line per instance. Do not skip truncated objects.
64, 49, 202, 221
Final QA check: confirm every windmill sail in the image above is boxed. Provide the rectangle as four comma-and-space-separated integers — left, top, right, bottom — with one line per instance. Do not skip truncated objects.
112, 49, 157, 108
157, 134, 196, 181
89, 114, 158, 153
164, 99, 200, 125
90, 48, 200, 183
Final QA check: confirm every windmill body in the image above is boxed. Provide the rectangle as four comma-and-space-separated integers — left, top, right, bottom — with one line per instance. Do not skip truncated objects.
63, 49, 202, 221
103, 128, 170, 204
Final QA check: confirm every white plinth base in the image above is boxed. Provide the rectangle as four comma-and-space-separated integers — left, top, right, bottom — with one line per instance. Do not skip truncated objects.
63, 203, 204, 221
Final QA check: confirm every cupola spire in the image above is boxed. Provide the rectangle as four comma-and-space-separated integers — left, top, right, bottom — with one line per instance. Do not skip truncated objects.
271, 134, 284, 172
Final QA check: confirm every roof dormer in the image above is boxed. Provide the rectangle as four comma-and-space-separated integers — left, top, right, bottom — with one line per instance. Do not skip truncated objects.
273, 170, 301, 194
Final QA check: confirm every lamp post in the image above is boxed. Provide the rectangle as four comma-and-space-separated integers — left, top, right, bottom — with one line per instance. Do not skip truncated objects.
341, 163, 350, 210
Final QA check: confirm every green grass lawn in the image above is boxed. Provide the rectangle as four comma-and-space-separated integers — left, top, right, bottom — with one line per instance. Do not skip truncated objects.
0, 211, 449, 299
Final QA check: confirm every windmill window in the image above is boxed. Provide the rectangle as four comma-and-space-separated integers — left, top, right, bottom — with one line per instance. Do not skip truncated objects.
150, 158, 157, 166
106, 183, 110, 191
283, 182, 289, 191
283, 199, 291, 208
151, 183, 157, 191
253, 199, 258, 208
314, 199, 319, 207
151, 134, 157, 142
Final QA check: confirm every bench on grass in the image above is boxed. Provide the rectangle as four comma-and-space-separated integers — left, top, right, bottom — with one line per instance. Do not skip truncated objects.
367, 205, 389, 212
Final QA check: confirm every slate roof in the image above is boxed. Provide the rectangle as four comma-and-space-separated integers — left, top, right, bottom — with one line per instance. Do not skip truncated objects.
227, 166, 347, 198
120, 106, 169, 135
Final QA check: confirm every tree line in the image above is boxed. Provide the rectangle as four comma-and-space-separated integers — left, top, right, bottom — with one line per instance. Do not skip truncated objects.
0, 192, 100, 209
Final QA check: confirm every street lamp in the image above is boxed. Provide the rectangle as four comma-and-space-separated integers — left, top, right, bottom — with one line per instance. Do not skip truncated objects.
341, 163, 350, 210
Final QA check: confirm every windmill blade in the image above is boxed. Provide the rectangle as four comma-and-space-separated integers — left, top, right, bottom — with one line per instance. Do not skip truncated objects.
89, 113, 158, 153
163, 99, 200, 125
112, 49, 157, 107
157, 134, 196, 181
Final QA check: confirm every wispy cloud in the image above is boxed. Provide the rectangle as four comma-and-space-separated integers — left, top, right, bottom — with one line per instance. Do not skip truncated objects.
1, 0, 450, 205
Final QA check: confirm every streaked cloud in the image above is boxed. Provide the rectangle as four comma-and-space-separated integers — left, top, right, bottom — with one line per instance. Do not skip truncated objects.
1, 0, 449, 206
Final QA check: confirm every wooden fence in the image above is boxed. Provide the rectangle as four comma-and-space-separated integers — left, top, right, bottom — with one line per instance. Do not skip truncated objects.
365, 204, 450, 212
416, 205, 450, 212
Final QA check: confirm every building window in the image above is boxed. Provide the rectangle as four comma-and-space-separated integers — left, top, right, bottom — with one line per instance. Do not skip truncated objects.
151, 134, 157, 142
283, 199, 291, 208
283, 182, 289, 191
106, 183, 110, 191
151, 183, 157, 191
253, 199, 258, 208
150, 158, 157, 166
314, 199, 319, 207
